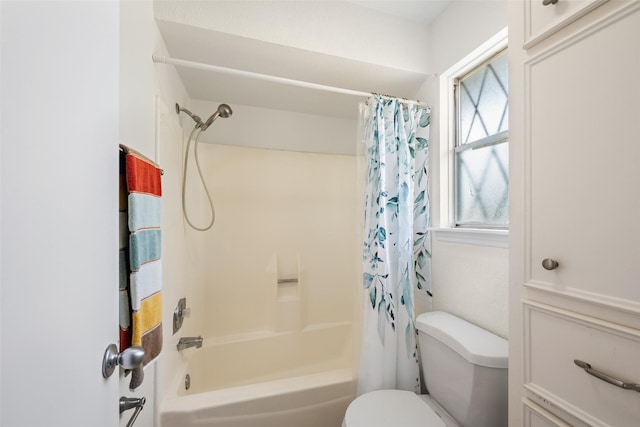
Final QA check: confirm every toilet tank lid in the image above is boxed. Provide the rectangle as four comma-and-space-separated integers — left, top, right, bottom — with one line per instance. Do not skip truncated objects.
416, 311, 508, 369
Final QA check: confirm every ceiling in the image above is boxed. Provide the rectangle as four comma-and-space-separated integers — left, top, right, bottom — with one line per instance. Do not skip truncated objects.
345, 1, 453, 24
156, 1, 452, 120
156, 21, 431, 119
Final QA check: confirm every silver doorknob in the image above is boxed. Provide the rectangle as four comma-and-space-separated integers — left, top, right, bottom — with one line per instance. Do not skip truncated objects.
542, 0, 558, 5
542, 258, 559, 270
102, 344, 145, 378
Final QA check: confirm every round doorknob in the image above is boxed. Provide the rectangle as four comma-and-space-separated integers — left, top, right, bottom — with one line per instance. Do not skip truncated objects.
102, 344, 145, 378
542, 258, 559, 270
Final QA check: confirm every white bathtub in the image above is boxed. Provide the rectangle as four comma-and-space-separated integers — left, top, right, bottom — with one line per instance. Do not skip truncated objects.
161, 322, 356, 427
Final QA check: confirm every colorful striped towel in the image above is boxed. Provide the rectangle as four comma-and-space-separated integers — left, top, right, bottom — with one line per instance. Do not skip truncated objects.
119, 144, 163, 389
119, 164, 132, 352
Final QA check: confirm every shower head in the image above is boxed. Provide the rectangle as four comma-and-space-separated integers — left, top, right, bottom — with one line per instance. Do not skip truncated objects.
175, 103, 204, 128
216, 104, 233, 119
200, 104, 233, 131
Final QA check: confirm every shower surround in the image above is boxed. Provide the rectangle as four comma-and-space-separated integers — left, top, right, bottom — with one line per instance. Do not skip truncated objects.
194, 143, 359, 337
159, 110, 361, 426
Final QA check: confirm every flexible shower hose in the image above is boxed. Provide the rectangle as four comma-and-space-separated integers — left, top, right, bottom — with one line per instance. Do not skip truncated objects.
182, 126, 216, 231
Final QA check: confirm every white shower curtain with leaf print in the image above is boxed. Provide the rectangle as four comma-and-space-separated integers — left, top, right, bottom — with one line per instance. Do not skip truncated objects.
357, 96, 432, 395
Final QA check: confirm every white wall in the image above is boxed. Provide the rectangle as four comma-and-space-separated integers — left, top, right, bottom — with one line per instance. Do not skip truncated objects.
156, 93, 203, 413
428, 1, 510, 76
119, 1, 191, 425
120, 2, 157, 424
189, 99, 357, 155
154, 0, 431, 74
422, 0, 510, 338
1, 2, 119, 425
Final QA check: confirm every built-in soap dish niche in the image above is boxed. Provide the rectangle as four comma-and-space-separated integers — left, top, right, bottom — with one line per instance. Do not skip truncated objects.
275, 252, 300, 301
267, 253, 303, 332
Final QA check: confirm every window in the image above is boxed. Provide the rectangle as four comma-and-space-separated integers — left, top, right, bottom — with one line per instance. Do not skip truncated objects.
454, 50, 509, 228
434, 29, 508, 247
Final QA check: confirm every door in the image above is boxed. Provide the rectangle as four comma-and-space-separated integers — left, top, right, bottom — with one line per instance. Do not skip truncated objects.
1, 2, 120, 426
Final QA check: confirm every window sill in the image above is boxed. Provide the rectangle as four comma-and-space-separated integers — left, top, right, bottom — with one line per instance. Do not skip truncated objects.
430, 227, 509, 248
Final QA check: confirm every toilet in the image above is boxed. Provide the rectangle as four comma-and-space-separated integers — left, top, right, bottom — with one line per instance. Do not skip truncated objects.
343, 311, 508, 427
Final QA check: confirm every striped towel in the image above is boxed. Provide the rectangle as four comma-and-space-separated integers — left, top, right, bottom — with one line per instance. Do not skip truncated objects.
119, 145, 163, 375
119, 156, 132, 352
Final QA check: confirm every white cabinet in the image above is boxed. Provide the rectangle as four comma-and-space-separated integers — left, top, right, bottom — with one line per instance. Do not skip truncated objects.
510, 0, 640, 425
524, 0, 609, 47
526, 1, 640, 312
524, 302, 640, 425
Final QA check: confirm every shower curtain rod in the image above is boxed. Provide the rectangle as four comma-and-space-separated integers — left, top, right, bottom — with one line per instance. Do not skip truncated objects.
152, 54, 429, 107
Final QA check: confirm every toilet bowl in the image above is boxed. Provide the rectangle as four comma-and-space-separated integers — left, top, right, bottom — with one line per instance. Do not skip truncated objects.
343, 390, 459, 427
343, 312, 508, 427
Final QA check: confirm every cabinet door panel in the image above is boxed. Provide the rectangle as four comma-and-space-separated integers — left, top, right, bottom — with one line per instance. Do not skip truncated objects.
525, 0, 608, 47
526, 5, 640, 310
523, 400, 573, 427
524, 302, 640, 426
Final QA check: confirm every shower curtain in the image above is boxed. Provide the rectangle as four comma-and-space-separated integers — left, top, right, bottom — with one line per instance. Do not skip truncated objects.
357, 96, 432, 395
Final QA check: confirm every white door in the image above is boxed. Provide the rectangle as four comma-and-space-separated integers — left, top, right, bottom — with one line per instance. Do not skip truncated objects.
1, 2, 120, 426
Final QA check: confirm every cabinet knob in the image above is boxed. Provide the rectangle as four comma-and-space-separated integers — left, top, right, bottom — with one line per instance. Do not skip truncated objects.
542, 258, 559, 270
542, 0, 559, 5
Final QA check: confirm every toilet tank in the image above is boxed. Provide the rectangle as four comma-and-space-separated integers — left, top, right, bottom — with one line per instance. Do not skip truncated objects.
416, 312, 508, 427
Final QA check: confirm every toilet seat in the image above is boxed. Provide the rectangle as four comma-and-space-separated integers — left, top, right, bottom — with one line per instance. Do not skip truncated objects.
343, 390, 448, 427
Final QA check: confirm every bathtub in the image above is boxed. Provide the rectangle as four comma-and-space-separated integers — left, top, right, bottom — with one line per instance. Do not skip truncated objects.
161, 322, 356, 427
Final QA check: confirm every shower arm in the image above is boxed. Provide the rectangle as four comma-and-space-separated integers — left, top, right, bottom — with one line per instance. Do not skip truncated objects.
175, 103, 204, 128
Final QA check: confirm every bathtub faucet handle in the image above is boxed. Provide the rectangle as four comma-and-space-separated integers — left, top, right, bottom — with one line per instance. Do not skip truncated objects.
173, 297, 192, 334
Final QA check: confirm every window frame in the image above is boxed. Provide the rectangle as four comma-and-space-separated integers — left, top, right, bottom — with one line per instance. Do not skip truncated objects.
433, 28, 509, 247
454, 47, 509, 229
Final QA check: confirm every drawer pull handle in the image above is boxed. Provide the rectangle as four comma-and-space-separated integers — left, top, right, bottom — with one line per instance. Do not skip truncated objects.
542, 0, 559, 5
574, 360, 640, 393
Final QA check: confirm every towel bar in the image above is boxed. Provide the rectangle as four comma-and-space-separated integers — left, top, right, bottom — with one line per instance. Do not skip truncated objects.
119, 145, 164, 175
120, 396, 145, 427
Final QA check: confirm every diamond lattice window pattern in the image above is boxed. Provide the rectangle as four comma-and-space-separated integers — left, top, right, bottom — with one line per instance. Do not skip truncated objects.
455, 52, 509, 227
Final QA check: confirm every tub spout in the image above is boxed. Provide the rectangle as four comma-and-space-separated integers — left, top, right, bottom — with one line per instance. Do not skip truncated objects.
177, 336, 203, 351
